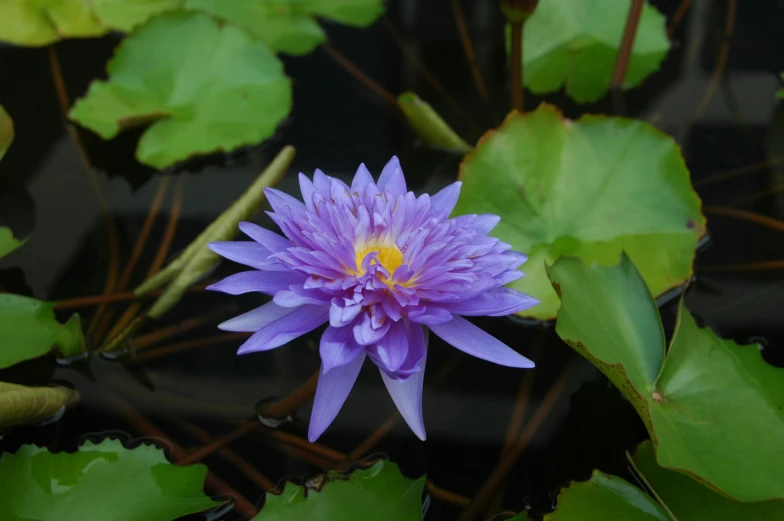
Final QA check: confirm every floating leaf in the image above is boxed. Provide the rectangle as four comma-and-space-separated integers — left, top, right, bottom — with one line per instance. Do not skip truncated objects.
510, 0, 670, 103
0, 294, 86, 368
454, 104, 704, 320
69, 12, 292, 169
544, 469, 669, 521
632, 441, 784, 520
0, 382, 79, 430
0, 0, 107, 46
185, 0, 385, 55
253, 460, 425, 520
90, 0, 183, 31
548, 255, 784, 502
0, 227, 24, 259
397, 92, 471, 153
0, 438, 219, 521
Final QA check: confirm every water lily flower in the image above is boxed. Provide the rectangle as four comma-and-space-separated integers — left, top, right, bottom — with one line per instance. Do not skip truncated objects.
208, 157, 539, 441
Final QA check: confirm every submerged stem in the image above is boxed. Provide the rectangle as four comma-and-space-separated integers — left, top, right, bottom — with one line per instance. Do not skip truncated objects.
259, 371, 320, 420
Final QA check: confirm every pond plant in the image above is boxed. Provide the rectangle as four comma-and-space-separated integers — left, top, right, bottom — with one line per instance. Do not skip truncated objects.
0, 0, 782, 520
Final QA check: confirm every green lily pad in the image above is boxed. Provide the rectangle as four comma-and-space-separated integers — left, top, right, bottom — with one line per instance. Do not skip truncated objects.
0, 0, 107, 46
90, 0, 183, 32
0, 382, 80, 430
510, 0, 670, 103
0, 294, 86, 369
0, 438, 219, 521
548, 254, 784, 502
253, 460, 425, 520
69, 12, 292, 169
633, 441, 784, 520
544, 469, 669, 521
0, 227, 25, 259
184, 0, 385, 55
454, 104, 704, 321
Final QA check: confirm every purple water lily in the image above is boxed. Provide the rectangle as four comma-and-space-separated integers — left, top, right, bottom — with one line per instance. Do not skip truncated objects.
208, 157, 538, 441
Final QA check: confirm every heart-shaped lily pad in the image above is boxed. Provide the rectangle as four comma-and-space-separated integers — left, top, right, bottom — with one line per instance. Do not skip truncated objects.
69, 11, 292, 169
632, 441, 784, 520
511, 0, 670, 103
185, 0, 385, 55
544, 469, 669, 521
0, 438, 219, 521
253, 460, 425, 520
454, 104, 705, 321
0, 0, 107, 46
548, 254, 784, 502
0, 294, 86, 369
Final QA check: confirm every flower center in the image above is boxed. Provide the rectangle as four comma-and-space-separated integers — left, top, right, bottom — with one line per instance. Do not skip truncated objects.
355, 243, 404, 277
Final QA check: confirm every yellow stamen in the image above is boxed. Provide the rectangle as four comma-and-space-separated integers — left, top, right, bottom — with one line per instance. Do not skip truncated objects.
355, 243, 404, 278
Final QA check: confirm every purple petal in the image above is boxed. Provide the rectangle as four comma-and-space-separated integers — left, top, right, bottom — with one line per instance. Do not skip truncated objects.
237, 304, 329, 354
299, 173, 318, 212
329, 298, 362, 327
206, 270, 305, 295
430, 182, 462, 220
238, 222, 292, 252
437, 288, 539, 317
407, 306, 453, 325
320, 325, 364, 372
353, 312, 391, 345
218, 301, 297, 332
379, 358, 426, 441
368, 320, 408, 373
351, 164, 376, 191
274, 287, 330, 307
209, 241, 288, 271
308, 352, 366, 442
429, 316, 534, 368
471, 214, 501, 235
377, 156, 406, 195
264, 187, 306, 214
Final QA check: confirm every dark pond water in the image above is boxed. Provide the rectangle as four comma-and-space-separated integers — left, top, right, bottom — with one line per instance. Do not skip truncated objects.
1, 1, 784, 519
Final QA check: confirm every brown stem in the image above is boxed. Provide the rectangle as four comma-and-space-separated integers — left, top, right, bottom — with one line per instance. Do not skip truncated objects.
177, 419, 277, 492
133, 332, 250, 363
381, 16, 476, 131
103, 390, 258, 516
254, 427, 346, 464
322, 44, 398, 108
259, 371, 320, 420
177, 421, 259, 466
452, 0, 488, 100
704, 205, 784, 234
611, 0, 644, 89
54, 283, 211, 310
695, 155, 784, 187
457, 363, 573, 521
131, 310, 229, 352
668, 0, 693, 37
427, 483, 471, 507
692, 0, 737, 121
103, 178, 185, 344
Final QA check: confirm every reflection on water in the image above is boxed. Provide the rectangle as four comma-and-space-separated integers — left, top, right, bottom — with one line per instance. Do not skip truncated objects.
1, 0, 784, 519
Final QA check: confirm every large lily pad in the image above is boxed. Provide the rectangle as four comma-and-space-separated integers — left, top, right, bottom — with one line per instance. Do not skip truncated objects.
185, 0, 385, 55
0, 382, 80, 430
69, 12, 292, 169
455, 104, 704, 320
90, 0, 183, 31
633, 441, 784, 520
0, 294, 86, 369
253, 460, 425, 520
544, 469, 669, 521
511, 0, 670, 103
0, 438, 219, 521
0, 0, 107, 46
548, 255, 784, 502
